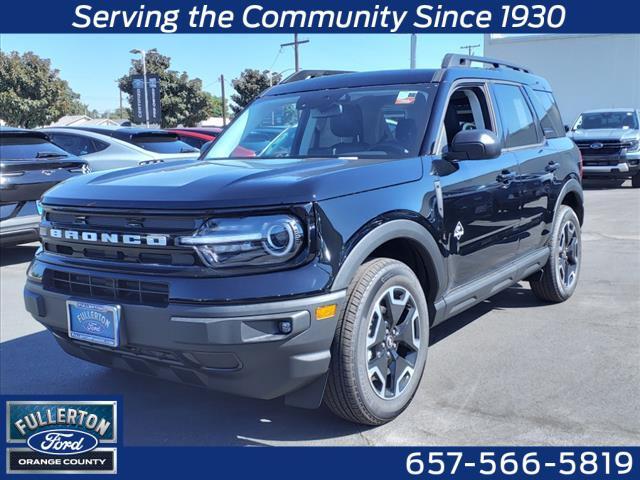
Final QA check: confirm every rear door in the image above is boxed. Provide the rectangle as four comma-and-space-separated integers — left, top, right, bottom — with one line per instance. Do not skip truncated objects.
490, 83, 558, 255
436, 82, 522, 289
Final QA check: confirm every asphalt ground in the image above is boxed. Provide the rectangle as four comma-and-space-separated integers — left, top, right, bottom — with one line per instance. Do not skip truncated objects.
1, 179, 638, 446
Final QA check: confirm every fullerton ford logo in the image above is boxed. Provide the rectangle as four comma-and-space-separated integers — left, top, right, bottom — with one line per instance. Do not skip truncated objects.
26, 429, 99, 455
44, 227, 168, 246
6, 400, 118, 474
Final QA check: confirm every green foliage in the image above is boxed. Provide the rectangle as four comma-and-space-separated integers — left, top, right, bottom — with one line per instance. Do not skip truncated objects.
230, 69, 282, 114
0, 51, 84, 128
117, 51, 215, 128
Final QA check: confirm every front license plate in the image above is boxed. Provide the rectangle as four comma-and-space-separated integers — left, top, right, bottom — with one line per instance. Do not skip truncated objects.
67, 300, 121, 347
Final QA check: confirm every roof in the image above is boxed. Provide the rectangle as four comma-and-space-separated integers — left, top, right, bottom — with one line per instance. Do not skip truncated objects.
579, 108, 639, 114
265, 54, 550, 96
0, 126, 48, 138
265, 69, 439, 96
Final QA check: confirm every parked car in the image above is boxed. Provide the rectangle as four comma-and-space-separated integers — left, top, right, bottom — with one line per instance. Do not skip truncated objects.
568, 108, 640, 187
0, 127, 89, 246
25, 55, 584, 425
167, 127, 223, 150
41, 127, 200, 171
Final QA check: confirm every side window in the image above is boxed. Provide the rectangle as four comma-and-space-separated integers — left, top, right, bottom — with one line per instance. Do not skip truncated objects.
492, 84, 540, 148
48, 133, 105, 156
91, 138, 109, 153
442, 86, 494, 149
527, 89, 565, 138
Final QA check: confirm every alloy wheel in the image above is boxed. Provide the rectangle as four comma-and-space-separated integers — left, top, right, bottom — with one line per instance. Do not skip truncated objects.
365, 286, 421, 400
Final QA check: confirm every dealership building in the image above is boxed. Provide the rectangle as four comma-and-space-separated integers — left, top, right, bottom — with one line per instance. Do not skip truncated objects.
484, 34, 640, 125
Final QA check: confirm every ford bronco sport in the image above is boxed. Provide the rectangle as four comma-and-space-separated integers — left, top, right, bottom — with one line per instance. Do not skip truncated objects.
24, 55, 584, 425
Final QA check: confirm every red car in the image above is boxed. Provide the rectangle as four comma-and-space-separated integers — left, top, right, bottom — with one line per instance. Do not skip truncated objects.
166, 127, 223, 150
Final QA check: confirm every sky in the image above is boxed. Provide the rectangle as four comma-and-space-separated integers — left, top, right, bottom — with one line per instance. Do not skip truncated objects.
1, 33, 484, 112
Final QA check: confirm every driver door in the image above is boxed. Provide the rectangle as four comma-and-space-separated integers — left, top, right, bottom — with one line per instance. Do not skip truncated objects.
436, 82, 521, 290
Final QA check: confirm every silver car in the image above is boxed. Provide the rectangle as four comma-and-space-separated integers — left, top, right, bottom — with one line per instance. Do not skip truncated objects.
40, 126, 200, 171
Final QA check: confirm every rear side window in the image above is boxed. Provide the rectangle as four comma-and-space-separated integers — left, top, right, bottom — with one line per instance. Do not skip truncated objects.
0, 135, 70, 160
131, 134, 199, 154
48, 133, 109, 156
528, 89, 565, 138
177, 135, 208, 149
492, 84, 540, 149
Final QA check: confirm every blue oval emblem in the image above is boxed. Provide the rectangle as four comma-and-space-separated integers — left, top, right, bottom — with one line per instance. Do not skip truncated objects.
27, 429, 98, 456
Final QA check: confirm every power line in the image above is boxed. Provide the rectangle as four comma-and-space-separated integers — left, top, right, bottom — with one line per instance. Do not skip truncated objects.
460, 44, 481, 56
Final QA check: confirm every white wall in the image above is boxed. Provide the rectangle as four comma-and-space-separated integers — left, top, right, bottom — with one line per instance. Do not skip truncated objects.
484, 34, 640, 125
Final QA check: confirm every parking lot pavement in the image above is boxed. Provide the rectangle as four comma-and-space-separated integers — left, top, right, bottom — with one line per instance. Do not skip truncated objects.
1, 181, 639, 446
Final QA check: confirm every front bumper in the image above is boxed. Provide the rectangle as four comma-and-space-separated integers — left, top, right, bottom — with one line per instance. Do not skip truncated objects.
24, 278, 346, 401
582, 155, 640, 179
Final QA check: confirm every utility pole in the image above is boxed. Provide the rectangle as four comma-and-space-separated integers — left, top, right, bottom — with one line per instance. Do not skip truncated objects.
280, 34, 309, 72
460, 44, 480, 56
119, 89, 123, 116
410, 34, 417, 69
219, 74, 227, 126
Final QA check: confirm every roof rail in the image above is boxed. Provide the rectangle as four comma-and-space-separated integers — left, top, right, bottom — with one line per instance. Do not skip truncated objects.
279, 69, 354, 84
441, 53, 533, 74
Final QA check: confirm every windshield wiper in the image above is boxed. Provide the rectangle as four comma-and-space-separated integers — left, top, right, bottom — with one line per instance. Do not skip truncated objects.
36, 152, 68, 158
180, 147, 199, 153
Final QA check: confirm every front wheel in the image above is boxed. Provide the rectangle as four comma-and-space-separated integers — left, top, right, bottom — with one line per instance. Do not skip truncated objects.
324, 258, 429, 425
529, 205, 582, 302
631, 173, 640, 188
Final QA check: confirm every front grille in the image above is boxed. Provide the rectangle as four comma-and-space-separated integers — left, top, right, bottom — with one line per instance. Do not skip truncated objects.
575, 140, 633, 156
41, 208, 203, 267
44, 269, 169, 306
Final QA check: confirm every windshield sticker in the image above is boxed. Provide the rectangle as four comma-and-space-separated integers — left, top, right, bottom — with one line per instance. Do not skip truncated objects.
395, 91, 418, 105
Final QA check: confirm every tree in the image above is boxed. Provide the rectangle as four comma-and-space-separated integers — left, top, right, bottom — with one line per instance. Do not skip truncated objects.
203, 92, 228, 119
117, 51, 214, 128
0, 51, 84, 128
230, 69, 282, 114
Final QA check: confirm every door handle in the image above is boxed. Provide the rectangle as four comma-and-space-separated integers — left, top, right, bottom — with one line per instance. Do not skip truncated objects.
496, 170, 517, 183
545, 161, 560, 173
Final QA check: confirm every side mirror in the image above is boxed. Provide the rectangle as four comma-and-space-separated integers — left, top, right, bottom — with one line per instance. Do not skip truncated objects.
564, 125, 571, 133
445, 129, 502, 161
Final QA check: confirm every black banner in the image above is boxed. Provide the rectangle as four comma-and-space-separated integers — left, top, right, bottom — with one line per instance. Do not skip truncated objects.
131, 74, 161, 125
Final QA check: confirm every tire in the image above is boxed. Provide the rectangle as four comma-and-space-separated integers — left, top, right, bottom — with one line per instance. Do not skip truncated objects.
529, 205, 582, 302
631, 173, 640, 188
324, 258, 429, 425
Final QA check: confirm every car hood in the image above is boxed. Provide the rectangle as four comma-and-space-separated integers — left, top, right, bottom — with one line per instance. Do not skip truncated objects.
569, 129, 640, 141
42, 157, 423, 209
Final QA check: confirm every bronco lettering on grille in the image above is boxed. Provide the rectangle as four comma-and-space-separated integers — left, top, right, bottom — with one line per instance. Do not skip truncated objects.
46, 228, 168, 246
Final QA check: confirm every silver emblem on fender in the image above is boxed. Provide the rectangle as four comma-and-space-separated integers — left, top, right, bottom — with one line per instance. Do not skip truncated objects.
453, 222, 465, 240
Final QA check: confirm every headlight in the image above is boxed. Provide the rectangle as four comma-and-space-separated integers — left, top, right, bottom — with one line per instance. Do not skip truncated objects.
178, 214, 304, 268
627, 140, 640, 152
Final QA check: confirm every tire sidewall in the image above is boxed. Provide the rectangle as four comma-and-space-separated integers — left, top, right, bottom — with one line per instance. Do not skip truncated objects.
350, 262, 429, 421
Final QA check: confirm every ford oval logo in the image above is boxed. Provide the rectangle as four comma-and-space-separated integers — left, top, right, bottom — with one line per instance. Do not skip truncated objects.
590, 142, 604, 149
26, 429, 98, 456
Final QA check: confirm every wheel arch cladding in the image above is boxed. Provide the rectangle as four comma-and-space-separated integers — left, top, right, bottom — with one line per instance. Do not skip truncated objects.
330, 219, 446, 311
556, 178, 584, 225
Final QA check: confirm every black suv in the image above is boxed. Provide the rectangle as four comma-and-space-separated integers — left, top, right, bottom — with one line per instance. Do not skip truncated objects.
24, 55, 583, 425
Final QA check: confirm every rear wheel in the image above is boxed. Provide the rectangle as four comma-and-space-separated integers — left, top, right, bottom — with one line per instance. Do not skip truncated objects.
324, 258, 429, 425
530, 205, 581, 302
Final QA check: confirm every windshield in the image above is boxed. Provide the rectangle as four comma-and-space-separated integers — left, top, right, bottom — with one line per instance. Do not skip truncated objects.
131, 134, 199, 154
574, 111, 638, 130
205, 84, 434, 160
0, 135, 70, 160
